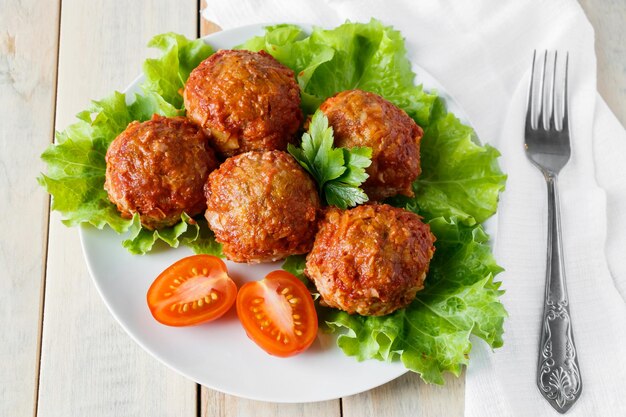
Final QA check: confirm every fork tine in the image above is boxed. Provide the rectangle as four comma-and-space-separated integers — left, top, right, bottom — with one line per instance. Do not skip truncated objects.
548, 51, 557, 130
537, 51, 547, 130
562, 52, 570, 133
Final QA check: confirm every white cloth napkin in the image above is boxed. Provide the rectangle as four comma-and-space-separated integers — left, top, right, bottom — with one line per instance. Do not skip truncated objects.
202, 1, 626, 415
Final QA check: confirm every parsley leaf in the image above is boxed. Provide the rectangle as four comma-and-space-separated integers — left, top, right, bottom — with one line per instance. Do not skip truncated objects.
288, 111, 372, 209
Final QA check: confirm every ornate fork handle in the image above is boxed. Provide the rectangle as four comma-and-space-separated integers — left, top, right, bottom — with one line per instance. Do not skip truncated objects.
537, 174, 582, 413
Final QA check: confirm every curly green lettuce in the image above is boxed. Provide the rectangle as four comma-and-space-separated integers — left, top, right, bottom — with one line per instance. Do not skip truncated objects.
142, 33, 213, 108
38, 34, 219, 255
239, 20, 436, 126
387, 98, 507, 226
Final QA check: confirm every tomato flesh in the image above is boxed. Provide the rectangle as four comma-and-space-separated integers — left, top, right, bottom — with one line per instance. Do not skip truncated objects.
147, 255, 236, 326
236, 270, 318, 357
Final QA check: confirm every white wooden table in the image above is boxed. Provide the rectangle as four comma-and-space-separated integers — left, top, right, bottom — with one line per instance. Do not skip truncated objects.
1, 1, 623, 416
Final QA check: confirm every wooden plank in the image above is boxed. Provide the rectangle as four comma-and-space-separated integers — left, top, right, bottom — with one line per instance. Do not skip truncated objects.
196, 9, 340, 414
201, 390, 341, 417
343, 371, 464, 417
37, 1, 198, 416
0, 1, 60, 416
578, 0, 626, 126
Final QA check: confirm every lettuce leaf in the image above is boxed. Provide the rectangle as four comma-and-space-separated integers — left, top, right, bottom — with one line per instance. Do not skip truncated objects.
142, 33, 214, 109
416, 112, 506, 225
183, 219, 224, 257
281, 255, 308, 283
388, 99, 507, 225
39, 34, 217, 253
239, 20, 436, 126
323, 217, 506, 384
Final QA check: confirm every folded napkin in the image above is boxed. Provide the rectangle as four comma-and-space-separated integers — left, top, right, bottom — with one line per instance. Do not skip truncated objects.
203, 1, 626, 415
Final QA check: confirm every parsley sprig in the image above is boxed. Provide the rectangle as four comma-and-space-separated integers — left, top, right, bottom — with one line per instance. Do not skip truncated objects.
288, 111, 372, 209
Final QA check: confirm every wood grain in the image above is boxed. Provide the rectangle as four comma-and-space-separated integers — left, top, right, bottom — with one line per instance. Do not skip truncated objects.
0, 0, 59, 416
200, 389, 341, 417
36, 1, 198, 416
343, 371, 465, 417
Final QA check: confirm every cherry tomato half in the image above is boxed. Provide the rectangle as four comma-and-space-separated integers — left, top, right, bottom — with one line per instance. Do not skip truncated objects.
147, 255, 237, 326
236, 270, 318, 357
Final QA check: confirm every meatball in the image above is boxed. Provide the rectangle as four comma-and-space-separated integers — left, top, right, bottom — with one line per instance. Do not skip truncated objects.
184, 49, 302, 158
319, 89, 423, 201
305, 204, 435, 316
105, 115, 218, 230
205, 150, 320, 263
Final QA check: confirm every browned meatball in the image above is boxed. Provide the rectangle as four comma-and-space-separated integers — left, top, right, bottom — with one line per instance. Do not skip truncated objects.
184, 49, 302, 158
205, 150, 320, 263
305, 204, 435, 316
105, 115, 218, 230
319, 89, 423, 201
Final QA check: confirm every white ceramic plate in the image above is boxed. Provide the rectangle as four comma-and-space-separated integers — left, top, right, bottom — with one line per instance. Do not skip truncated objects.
80, 23, 489, 403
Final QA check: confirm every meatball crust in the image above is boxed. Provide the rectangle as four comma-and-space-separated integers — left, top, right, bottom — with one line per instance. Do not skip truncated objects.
184, 49, 303, 158
205, 150, 320, 263
105, 115, 218, 230
305, 204, 436, 316
319, 89, 423, 201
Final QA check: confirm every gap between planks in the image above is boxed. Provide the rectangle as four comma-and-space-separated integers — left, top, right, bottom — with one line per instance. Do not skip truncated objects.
33, 0, 63, 415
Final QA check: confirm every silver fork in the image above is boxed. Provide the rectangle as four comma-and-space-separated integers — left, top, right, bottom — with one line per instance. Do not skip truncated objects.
525, 51, 582, 413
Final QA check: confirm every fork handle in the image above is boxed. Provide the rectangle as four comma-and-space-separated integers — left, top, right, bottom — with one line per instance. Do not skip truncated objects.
537, 174, 582, 413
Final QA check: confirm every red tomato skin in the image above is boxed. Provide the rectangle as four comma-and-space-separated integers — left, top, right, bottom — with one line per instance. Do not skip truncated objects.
236, 271, 318, 357
147, 255, 237, 327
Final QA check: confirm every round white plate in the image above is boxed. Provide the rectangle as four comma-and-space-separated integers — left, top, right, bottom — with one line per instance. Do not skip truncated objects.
80, 23, 485, 403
